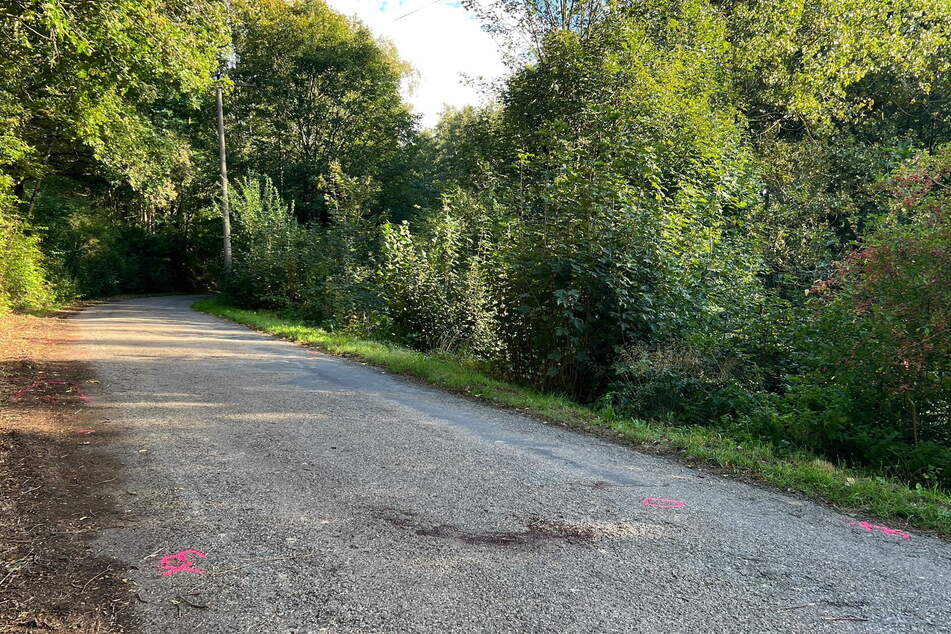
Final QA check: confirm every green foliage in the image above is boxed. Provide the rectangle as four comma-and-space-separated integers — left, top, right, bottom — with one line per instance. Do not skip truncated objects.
378, 190, 500, 355
723, 0, 951, 133
228, 0, 416, 221
1, 0, 228, 201
727, 0, 951, 293
0, 0, 229, 303
610, 147, 951, 487
750, 147, 951, 486
426, 105, 504, 189
30, 177, 219, 298
478, 3, 766, 397
62, 224, 191, 298
224, 168, 383, 330
0, 193, 54, 312
224, 174, 303, 308
603, 341, 761, 426
305, 162, 381, 327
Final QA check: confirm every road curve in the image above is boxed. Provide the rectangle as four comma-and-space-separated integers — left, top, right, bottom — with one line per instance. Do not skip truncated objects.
74, 296, 951, 633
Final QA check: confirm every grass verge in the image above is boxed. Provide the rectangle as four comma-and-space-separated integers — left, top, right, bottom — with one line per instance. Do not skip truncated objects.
193, 296, 951, 536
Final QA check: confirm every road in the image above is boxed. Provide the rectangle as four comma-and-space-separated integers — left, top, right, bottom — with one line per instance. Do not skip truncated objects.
73, 296, 951, 633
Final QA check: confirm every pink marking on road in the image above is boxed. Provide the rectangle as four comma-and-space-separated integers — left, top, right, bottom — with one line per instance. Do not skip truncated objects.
11, 381, 42, 400
74, 384, 92, 403
10, 380, 91, 404
641, 497, 686, 509
849, 521, 910, 539
77, 430, 96, 434
157, 550, 207, 576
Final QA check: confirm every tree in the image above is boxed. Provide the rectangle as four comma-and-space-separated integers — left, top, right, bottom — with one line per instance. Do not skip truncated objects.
228, 0, 416, 222
0, 0, 229, 306
0, 0, 228, 209
428, 105, 504, 189
719, 0, 951, 293
462, 0, 609, 63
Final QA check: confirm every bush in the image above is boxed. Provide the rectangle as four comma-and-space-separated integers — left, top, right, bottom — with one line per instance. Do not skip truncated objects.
225, 167, 385, 332
31, 179, 215, 299
603, 342, 760, 425
378, 190, 500, 356
0, 180, 54, 312
302, 163, 382, 330
601, 147, 950, 488
223, 174, 305, 309
739, 147, 951, 487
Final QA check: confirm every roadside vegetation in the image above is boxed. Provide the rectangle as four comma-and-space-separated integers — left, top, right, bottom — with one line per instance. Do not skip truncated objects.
2, 1, 949, 531
195, 297, 951, 535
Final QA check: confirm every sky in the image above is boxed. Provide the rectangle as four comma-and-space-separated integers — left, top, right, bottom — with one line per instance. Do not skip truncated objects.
325, 0, 507, 128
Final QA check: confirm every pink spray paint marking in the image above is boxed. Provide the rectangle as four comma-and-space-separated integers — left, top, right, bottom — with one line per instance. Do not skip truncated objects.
849, 520, 910, 540
157, 550, 207, 576
11, 381, 42, 400
77, 430, 96, 435
11, 380, 91, 404
74, 383, 92, 403
641, 497, 686, 509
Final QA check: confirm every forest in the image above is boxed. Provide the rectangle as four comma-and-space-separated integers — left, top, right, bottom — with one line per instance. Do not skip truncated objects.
2, 0, 949, 495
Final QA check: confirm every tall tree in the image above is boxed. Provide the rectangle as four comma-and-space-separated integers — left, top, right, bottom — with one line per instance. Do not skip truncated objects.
0, 0, 229, 210
228, 0, 416, 221
0, 0, 229, 305
462, 0, 608, 63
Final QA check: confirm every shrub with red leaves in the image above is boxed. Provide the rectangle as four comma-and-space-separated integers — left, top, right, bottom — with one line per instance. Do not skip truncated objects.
803, 146, 949, 468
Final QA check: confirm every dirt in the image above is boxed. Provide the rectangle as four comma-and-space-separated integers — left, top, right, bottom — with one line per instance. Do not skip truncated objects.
0, 310, 132, 633
415, 518, 598, 546
372, 506, 664, 546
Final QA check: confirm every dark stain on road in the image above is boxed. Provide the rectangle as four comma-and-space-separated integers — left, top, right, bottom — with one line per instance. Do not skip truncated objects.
373, 506, 597, 546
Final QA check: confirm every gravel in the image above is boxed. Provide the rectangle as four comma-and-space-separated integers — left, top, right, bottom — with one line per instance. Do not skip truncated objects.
75, 296, 951, 633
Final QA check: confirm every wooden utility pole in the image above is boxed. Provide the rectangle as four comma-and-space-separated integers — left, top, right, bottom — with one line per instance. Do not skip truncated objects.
216, 84, 232, 272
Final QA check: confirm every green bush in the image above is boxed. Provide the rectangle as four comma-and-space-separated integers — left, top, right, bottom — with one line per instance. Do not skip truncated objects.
0, 179, 54, 312
378, 190, 500, 356
30, 179, 217, 299
603, 342, 761, 425
303, 163, 382, 330
223, 174, 305, 309
734, 147, 951, 487
602, 148, 950, 488
0, 211, 53, 312
225, 168, 384, 332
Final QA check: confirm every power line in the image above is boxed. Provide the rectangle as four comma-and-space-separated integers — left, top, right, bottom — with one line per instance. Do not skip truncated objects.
393, 0, 444, 22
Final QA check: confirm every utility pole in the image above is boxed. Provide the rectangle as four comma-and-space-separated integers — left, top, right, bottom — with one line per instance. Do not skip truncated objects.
216, 83, 232, 273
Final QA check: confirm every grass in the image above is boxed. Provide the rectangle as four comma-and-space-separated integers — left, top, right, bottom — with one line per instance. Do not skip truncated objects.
193, 296, 951, 537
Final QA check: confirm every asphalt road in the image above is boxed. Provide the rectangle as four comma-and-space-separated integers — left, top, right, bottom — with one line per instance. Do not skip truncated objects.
74, 296, 951, 633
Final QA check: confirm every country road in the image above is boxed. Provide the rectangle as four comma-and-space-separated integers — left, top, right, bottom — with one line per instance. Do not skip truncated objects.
72, 296, 950, 633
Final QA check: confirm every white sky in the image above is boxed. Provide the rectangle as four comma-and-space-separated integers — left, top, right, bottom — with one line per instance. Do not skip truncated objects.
326, 0, 507, 128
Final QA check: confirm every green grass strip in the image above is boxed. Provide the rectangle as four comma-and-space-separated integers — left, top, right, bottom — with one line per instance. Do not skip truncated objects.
193, 296, 951, 536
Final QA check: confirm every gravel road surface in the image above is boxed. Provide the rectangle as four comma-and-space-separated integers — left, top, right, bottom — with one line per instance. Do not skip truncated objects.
74, 296, 951, 633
